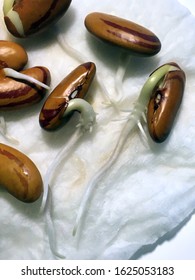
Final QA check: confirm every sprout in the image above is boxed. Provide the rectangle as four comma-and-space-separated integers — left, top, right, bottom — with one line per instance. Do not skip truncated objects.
3, 68, 50, 90
3, 0, 25, 37
0, 67, 50, 143
56, 28, 116, 109
72, 63, 179, 238
40, 98, 96, 258
41, 98, 96, 212
0, 116, 19, 144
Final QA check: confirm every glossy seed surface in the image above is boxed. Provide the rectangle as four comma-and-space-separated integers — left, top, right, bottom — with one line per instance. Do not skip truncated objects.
147, 63, 186, 143
0, 40, 28, 70
85, 12, 161, 56
0, 66, 51, 109
3, 0, 72, 37
39, 62, 96, 130
0, 143, 43, 202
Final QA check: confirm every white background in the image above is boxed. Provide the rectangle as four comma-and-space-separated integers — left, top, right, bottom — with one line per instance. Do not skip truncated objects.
140, 0, 195, 260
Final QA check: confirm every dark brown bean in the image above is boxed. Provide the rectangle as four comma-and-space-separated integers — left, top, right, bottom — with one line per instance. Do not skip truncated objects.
147, 63, 186, 143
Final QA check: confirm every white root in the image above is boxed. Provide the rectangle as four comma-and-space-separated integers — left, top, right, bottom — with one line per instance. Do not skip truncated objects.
41, 99, 96, 257
57, 31, 119, 110
3, 68, 50, 90
45, 187, 66, 259
40, 99, 96, 212
96, 75, 121, 114
0, 68, 49, 144
0, 116, 19, 144
115, 52, 131, 102
40, 128, 83, 213
72, 115, 138, 237
57, 33, 86, 64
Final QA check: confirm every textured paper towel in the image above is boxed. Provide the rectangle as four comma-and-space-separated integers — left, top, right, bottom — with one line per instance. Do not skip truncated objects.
0, 0, 195, 259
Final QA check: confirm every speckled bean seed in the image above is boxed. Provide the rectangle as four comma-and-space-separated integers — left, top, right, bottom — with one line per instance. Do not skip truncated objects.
3, 0, 72, 37
0, 40, 28, 70
0, 143, 43, 202
0, 66, 51, 109
85, 12, 161, 56
147, 62, 186, 143
39, 62, 96, 130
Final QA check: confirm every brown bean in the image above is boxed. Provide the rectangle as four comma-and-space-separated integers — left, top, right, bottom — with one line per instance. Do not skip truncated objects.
0, 40, 28, 70
0, 66, 51, 109
3, 0, 72, 37
147, 63, 186, 143
85, 12, 161, 56
39, 62, 96, 130
0, 143, 43, 202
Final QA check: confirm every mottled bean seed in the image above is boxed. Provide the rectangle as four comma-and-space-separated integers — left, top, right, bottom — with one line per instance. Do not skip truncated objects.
0, 143, 43, 202
0, 66, 51, 109
3, 0, 72, 37
147, 62, 186, 143
39, 62, 96, 130
85, 12, 161, 56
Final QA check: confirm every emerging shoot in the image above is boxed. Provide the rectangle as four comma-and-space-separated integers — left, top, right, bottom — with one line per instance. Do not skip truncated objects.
72, 63, 182, 238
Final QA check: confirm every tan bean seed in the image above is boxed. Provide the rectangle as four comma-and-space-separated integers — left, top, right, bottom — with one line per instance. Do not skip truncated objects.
0, 40, 28, 70
0, 143, 43, 202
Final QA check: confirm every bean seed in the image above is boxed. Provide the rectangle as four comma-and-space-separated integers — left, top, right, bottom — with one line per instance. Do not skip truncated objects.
0, 143, 43, 202
3, 0, 72, 37
0, 40, 28, 70
39, 62, 96, 130
147, 63, 186, 142
0, 66, 51, 109
85, 12, 161, 56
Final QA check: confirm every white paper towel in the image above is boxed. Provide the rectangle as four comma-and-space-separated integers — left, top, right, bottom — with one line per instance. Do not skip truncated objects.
0, 0, 195, 259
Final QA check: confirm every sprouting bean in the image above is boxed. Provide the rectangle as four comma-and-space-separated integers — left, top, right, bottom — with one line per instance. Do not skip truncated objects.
0, 66, 51, 109
3, 0, 72, 37
147, 62, 186, 142
39, 62, 96, 130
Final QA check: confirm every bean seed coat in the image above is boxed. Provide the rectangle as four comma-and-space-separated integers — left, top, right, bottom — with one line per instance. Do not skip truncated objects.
0, 40, 28, 70
147, 63, 186, 143
0, 143, 43, 202
4, 0, 72, 37
85, 12, 161, 56
0, 66, 50, 109
39, 62, 96, 130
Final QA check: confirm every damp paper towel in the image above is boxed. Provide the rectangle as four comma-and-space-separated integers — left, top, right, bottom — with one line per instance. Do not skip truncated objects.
0, 0, 195, 260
